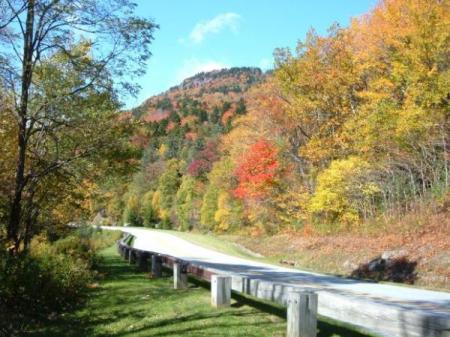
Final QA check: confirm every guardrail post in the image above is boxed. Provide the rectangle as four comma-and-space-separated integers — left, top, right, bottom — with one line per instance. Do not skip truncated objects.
128, 249, 136, 264
173, 262, 188, 289
137, 252, 149, 272
151, 255, 162, 278
123, 247, 129, 260
211, 275, 231, 308
287, 291, 318, 337
232, 275, 250, 294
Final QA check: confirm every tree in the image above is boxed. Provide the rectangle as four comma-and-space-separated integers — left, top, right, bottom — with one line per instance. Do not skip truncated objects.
141, 191, 157, 227
308, 157, 380, 226
200, 184, 220, 230
187, 141, 219, 178
200, 156, 242, 231
0, 0, 157, 252
214, 191, 243, 232
123, 194, 142, 226
209, 106, 221, 124
234, 139, 281, 200
175, 175, 197, 231
155, 159, 182, 228
235, 98, 246, 115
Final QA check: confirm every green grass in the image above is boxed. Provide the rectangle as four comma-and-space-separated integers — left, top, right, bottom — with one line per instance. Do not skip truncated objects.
164, 230, 263, 260
29, 245, 375, 337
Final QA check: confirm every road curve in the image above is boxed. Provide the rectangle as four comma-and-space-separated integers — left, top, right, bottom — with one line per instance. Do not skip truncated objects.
105, 226, 450, 337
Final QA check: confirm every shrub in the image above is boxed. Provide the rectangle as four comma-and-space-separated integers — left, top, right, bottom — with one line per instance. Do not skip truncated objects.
0, 228, 120, 335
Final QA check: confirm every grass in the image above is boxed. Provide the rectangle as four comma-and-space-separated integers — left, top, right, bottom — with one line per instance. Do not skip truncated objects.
165, 229, 264, 260
29, 245, 376, 337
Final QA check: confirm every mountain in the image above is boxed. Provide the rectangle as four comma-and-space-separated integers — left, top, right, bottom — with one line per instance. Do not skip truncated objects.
131, 67, 263, 120
128, 67, 264, 151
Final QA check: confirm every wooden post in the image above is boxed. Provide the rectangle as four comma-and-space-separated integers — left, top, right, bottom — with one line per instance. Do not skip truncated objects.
128, 249, 136, 264
287, 291, 318, 337
137, 252, 149, 272
211, 275, 231, 308
123, 247, 129, 260
151, 255, 162, 278
173, 262, 188, 289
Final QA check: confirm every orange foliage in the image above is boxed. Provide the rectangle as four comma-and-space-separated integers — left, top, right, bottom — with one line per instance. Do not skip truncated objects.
143, 110, 169, 123
234, 139, 280, 199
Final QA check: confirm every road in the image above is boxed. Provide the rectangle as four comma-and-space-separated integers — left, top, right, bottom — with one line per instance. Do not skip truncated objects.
106, 226, 450, 337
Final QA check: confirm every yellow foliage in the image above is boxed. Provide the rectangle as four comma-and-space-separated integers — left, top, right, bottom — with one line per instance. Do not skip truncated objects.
214, 192, 232, 232
151, 190, 161, 217
309, 157, 380, 226
158, 143, 167, 157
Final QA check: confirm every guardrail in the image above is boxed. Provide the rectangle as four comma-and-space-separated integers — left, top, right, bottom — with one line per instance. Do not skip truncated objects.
117, 234, 317, 337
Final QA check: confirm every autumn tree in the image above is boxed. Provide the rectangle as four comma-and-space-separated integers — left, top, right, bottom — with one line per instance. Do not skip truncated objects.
0, 0, 157, 252
187, 140, 219, 178
154, 159, 183, 228
274, 0, 450, 227
200, 157, 243, 231
141, 191, 157, 227
175, 175, 197, 231
234, 139, 281, 200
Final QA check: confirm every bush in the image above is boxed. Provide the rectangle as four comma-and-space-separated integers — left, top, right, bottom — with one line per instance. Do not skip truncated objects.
0, 228, 121, 335
0, 244, 92, 335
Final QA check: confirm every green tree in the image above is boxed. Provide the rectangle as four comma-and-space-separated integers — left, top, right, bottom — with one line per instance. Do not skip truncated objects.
210, 106, 221, 124
176, 176, 197, 231
123, 195, 142, 227
235, 98, 247, 115
200, 184, 220, 230
141, 191, 157, 227
155, 159, 183, 228
200, 157, 242, 231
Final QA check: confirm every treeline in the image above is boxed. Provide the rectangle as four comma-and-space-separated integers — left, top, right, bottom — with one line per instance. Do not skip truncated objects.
106, 0, 449, 234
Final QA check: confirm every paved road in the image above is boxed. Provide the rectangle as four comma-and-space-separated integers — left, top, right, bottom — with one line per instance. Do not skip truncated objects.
107, 227, 450, 337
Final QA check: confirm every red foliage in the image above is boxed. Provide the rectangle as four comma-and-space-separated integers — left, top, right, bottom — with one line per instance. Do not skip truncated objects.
185, 132, 198, 141
143, 110, 169, 123
221, 110, 234, 125
187, 141, 219, 177
131, 134, 149, 148
234, 139, 279, 199
166, 121, 176, 131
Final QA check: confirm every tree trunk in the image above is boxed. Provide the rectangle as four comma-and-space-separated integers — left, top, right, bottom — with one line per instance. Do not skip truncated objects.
8, 0, 35, 252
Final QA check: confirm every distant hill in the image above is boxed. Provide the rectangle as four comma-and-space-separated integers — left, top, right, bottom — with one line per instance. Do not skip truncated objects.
131, 67, 264, 122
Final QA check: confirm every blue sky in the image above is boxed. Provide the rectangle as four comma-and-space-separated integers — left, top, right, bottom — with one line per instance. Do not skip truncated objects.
127, 0, 377, 108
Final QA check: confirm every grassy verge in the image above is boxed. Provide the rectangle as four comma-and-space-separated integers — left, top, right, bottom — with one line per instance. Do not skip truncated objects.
30, 245, 376, 337
164, 229, 264, 260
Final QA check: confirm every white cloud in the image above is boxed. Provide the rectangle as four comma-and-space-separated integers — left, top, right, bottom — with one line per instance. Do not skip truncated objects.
175, 58, 229, 82
188, 12, 241, 44
259, 58, 273, 71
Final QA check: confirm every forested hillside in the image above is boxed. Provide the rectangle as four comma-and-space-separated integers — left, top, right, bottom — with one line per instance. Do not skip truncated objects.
100, 0, 449, 237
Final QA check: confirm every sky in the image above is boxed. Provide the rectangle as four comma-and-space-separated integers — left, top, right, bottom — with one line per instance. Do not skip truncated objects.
126, 0, 377, 108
